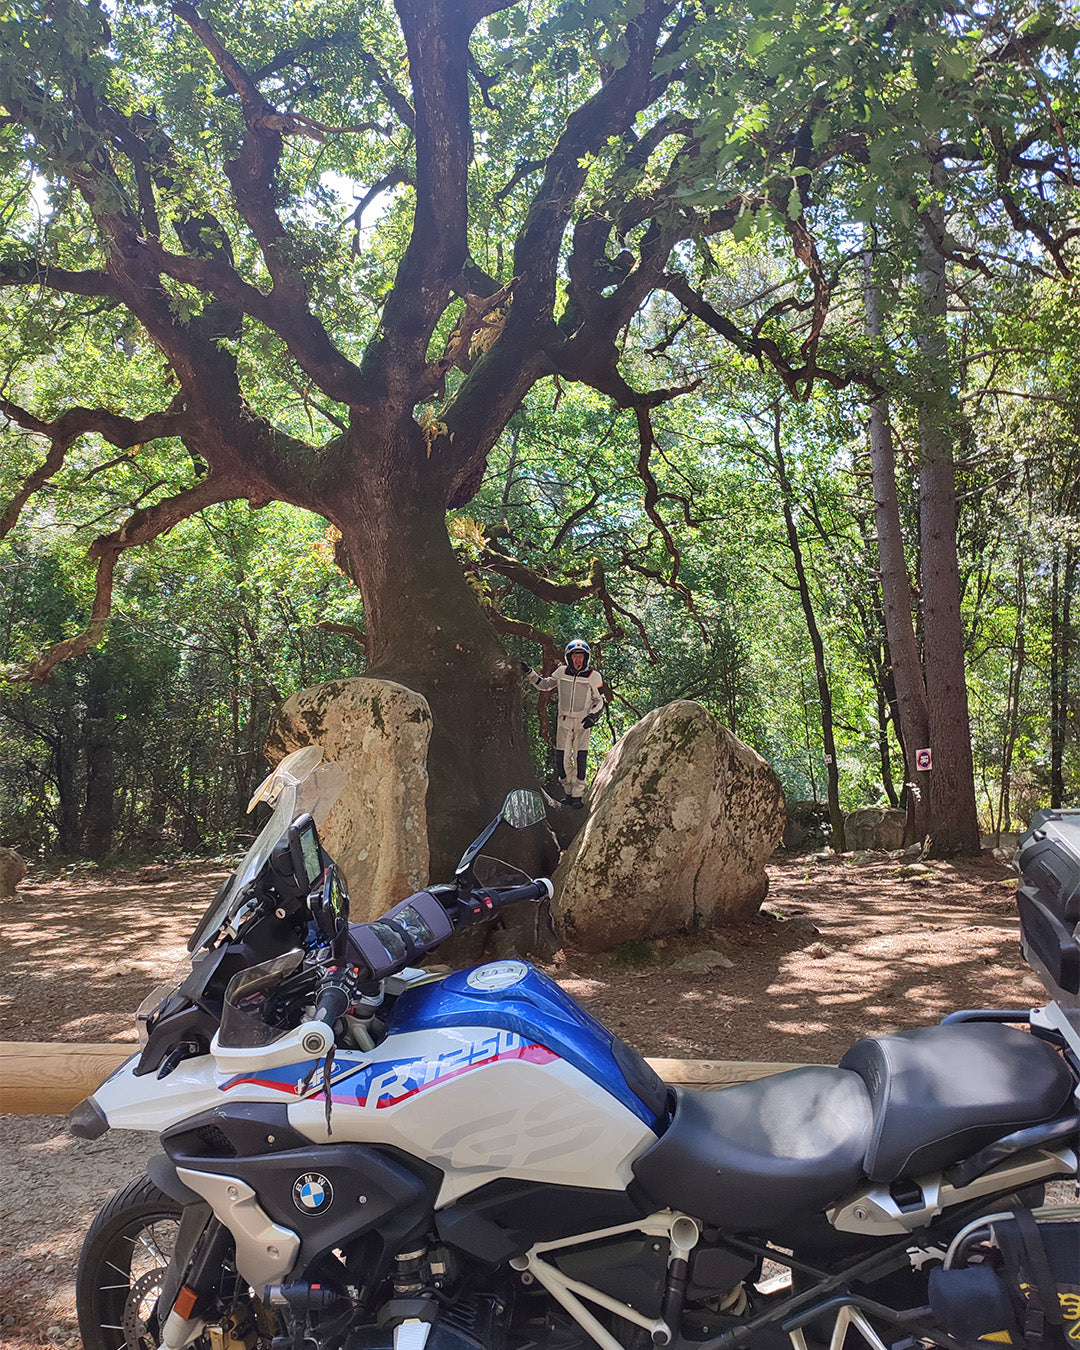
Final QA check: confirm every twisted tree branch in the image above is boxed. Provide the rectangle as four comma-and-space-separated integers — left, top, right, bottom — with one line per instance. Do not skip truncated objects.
5, 472, 239, 683
0, 399, 187, 539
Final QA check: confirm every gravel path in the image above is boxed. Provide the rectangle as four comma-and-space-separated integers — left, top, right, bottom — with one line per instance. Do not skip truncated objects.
0, 1116, 155, 1348
0, 849, 1071, 1348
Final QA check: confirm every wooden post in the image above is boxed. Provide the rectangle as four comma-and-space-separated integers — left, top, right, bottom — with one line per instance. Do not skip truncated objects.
0, 1042, 815, 1116
0, 1042, 135, 1115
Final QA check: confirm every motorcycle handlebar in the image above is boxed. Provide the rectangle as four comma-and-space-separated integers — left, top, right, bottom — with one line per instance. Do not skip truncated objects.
454, 877, 553, 926
312, 970, 355, 1024
342, 877, 554, 983
490, 878, 554, 907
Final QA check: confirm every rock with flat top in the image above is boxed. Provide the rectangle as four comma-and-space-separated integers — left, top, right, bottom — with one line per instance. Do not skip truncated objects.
554, 701, 785, 952
268, 678, 432, 921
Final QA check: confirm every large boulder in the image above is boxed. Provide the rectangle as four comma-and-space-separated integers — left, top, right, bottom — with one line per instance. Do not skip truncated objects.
267, 678, 432, 921
783, 800, 829, 851
0, 846, 26, 897
844, 807, 906, 853
554, 701, 785, 952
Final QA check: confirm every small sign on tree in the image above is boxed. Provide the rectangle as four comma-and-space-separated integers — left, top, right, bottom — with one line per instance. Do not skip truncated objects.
915, 748, 933, 771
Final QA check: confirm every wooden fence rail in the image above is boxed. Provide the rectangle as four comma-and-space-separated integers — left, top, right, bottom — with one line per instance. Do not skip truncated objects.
0, 1042, 812, 1117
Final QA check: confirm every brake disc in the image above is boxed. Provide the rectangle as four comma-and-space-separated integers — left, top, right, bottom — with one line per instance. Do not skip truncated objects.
122, 1267, 167, 1350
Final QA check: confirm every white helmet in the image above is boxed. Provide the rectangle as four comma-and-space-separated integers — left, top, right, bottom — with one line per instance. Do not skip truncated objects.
565, 639, 590, 671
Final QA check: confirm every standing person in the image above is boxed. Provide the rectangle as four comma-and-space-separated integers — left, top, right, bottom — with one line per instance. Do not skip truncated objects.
521, 639, 606, 809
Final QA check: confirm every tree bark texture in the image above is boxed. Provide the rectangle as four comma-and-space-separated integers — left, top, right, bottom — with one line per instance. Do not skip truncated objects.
914, 217, 981, 857
862, 252, 932, 844
330, 426, 541, 874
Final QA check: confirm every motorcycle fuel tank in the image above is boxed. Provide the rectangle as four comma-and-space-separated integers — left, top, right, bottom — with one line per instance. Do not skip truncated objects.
284, 961, 667, 1206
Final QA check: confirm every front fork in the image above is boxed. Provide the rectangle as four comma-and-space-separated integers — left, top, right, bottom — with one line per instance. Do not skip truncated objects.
157, 1216, 234, 1350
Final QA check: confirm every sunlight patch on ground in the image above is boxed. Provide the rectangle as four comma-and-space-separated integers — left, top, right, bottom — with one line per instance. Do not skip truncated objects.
557, 977, 608, 997
767, 1019, 830, 1035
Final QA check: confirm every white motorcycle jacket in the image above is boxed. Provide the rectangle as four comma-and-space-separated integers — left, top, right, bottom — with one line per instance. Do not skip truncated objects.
528, 664, 605, 720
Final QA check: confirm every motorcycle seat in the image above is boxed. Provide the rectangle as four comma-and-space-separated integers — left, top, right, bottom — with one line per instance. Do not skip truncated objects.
630, 1067, 874, 1231
838, 1021, 1075, 1183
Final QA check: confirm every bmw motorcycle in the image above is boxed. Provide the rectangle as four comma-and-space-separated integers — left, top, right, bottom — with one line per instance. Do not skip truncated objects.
71, 748, 1080, 1350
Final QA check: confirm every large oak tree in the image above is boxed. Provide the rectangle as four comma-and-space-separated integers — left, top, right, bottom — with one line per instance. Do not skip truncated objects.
2, 0, 1076, 862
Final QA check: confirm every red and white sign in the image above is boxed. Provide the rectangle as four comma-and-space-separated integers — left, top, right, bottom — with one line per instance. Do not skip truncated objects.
915, 748, 933, 771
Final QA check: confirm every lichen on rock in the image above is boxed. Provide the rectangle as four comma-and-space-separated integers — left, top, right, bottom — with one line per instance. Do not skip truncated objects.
269, 678, 432, 920
554, 701, 785, 952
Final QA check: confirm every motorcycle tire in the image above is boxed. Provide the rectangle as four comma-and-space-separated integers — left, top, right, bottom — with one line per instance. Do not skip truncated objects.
76, 1174, 183, 1350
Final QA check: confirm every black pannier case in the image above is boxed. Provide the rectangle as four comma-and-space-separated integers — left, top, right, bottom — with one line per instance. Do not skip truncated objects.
1016, 808, 1080, 1006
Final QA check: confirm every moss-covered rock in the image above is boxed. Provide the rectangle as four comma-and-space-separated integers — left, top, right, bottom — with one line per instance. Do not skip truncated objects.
554, 701, 784, 952
844, 807, 906, 853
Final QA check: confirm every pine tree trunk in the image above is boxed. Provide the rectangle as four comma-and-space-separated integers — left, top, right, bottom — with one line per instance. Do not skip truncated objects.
915, 217, 981, 857
862, 251, 931, 844
82, 667, 116, 860
997, 555, 1027, 836
1049, 544, 1076, 810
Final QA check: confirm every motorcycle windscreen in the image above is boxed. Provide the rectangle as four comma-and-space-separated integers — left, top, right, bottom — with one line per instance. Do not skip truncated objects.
218, 949, 306, 1048
135, 959, 193, 1046
188, 760, 346, 951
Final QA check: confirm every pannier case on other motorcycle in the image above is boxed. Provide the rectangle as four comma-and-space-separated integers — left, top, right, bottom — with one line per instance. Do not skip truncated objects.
1017, 809, 1080, 1013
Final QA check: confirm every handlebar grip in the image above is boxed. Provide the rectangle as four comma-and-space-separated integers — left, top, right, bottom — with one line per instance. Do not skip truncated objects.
313, 977, 353, 1025
455, 878, 552, 928
495, 878, 554, 906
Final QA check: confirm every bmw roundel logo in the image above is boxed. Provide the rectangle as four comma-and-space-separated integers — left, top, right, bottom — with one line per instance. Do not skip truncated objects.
292, 1172, 334, 1213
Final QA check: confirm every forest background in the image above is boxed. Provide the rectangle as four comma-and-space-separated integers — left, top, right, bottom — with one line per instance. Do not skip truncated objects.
0, 0, 1077, 867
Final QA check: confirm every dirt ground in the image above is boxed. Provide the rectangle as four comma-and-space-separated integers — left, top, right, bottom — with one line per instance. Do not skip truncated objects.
0, 848, 1061, 1348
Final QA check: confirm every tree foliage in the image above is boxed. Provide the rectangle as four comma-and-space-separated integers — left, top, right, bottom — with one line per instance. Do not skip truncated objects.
1, 0, 1077, 859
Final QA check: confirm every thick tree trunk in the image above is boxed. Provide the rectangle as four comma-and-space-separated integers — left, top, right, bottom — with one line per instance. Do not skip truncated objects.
915, 219, 981, 857
862, 252, 931, 844
331, 437, 550, 878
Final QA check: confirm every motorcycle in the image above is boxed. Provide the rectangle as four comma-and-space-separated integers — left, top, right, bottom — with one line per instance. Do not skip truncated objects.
70, 748, 1080, 1350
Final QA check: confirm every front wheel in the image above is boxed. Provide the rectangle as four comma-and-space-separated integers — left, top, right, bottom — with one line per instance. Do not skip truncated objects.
76, 1175, 183, 1350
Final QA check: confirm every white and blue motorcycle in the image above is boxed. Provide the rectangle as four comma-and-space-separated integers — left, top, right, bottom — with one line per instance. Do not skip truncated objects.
72, 750, 1080, 1350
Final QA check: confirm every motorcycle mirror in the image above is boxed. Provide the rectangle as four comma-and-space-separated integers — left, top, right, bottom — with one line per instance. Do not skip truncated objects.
455, 790, 548, 879
502, 789, 546, 829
